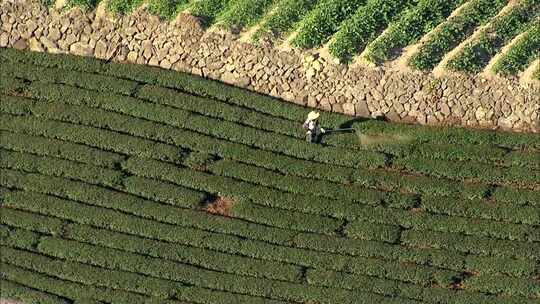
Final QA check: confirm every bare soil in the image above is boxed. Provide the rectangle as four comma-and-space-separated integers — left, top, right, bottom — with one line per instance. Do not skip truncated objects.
202, 196, 235, 217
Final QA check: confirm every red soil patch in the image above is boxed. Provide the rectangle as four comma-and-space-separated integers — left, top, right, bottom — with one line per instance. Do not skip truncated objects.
203, 196, 235, 217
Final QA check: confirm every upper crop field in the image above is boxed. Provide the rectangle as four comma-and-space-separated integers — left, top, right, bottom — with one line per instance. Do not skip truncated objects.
52, 0, 540, 78
1, 47, 540, 304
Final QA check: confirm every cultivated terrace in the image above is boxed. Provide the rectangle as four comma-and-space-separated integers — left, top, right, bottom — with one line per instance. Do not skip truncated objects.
0, 0, 538, 132
0, 47, 539, 304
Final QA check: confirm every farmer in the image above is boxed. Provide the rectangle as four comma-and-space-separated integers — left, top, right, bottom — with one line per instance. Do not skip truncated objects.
302, 111, 325, 143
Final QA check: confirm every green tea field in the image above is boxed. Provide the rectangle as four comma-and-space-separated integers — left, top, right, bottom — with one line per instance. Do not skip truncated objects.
0, 47, 540, 303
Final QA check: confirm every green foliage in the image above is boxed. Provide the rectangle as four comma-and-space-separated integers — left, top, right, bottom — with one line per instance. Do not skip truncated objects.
219, 0, 277, 29
292, 0, 366, 48
67, 0, 102, 10
409, 0, 507, 70
492, 22, 540, 75
253, 0, 319, 41
365, 0, 466, 63
189, 0, 233, 26
147, 0, 190, 19
0, 279, 70, 304
107, 0, 145, 14
329, 0, 412, 62
448, 0, 540, 72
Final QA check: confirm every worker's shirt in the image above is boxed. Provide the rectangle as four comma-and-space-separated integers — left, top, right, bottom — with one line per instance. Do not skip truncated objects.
303, 119, 317, 132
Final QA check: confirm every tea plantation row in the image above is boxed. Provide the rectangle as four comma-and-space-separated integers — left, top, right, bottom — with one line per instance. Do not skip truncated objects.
0, 48, 539, 303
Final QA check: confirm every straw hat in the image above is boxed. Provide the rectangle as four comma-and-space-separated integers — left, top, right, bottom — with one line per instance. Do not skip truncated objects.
307, 111, 320, 121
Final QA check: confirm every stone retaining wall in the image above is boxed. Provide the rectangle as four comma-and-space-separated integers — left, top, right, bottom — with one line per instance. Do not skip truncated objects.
1, 0, 539, 132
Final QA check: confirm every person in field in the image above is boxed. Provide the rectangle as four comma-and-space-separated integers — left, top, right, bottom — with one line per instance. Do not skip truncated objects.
303, 111, 325, 143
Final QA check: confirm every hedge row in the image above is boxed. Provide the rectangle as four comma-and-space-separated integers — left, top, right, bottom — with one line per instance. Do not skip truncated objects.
0, 113, 185, 165
401, 229, 540, 260
492, 186, 540, 207
392, 156, 540, 187
365, 0, 466, 63
420, 195, 540, 225
252, 0, 319, 41
2, 245, 284, 304
306, 269, 537, 304
219, 0, 277, 29
15, 84, 385, 169
1, 149, 344, 234
0, 45, 349, 127
0, 262, 165, 304
291, 0, 366, 48
328, 0, 412, 62
0, 130, 126, 169
409, 0, 508, 70
1, 110, 493, 204
56, 222, 303, 283
462, 273, 540, 299
351, 205, 538, 242
353, 119, 540, 152
0, 207, 64, 237
492, 22, 540, 75
0, 188, 351, 271
4, 189, 491, 288
0, 279, 70, 304
447, 0, 540, 73
190, 0, 233, 26
4, 88, 506, 203
1, 167, 278, 243
206, 159, 417, 209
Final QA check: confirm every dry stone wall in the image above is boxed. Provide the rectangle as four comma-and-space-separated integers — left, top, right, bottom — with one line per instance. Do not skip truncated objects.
1, 0, 539, 132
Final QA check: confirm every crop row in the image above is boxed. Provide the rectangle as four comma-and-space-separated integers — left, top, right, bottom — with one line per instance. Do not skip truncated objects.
3, 129, 537, 245
4, 85, 520, 204
5, 194, 536, 289
328, 0, 412, 62
393, 156, 540, 188
2, 137, 535, 272
492, 22, 540, 75
364, 0, 467, 63
219, 0, 276, 29
1, 194, 465, 294
353, 119, 540, 152
0, 278, 70, 304
0, 148, 342, 238
402, 229, 540, 261
0, 111, 523, 239
409, 0, 509, 70
3, 96, 536, 222
3, 47, 537, 152
252, 0, 319, 41
11, 84, 384, 170
1, 244, 285, 304
1, 229, 308, 303
6, 56, 532, 170
125, 156, 540, 243
447, 0, 540, 73
0, 111, 498, 205
291, 0, 365, 49
190, 0, 233, 26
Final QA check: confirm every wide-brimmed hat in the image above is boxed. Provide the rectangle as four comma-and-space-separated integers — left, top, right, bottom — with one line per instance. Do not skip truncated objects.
307, 111, 320, 120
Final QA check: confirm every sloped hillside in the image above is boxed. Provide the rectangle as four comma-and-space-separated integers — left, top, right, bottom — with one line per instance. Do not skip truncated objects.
1, 48, 540, 304
53, 0, 540, 78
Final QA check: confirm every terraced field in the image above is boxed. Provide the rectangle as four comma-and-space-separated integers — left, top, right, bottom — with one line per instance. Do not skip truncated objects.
1, 48, 540, 303
55, 0, 540, 78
